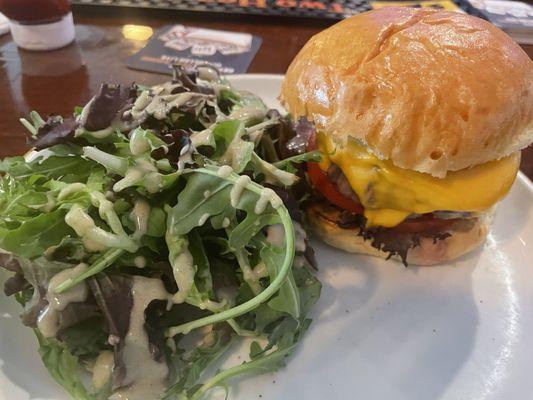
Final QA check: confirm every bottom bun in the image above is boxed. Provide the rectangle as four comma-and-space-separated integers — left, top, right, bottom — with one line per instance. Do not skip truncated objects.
306, 203, 490, 266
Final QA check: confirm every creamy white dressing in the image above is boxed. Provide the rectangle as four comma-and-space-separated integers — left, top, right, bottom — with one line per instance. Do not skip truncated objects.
105, 190, 115, 201
203, 190, 211, 198
134, 256, 147, 269
58, 183, 86, 201
197, 299, 227, 312
171, 247, 196, 304
129, 128, 151, 156
222, 217, 230, 228
92, 350, 114, 390
110, 276, 170, 400
113, 159, 158, 193
37, 264, 88, 338
269, 193, 283, 209
197, 66, 219, 82
230, 175, 250, 207
83, 238, 108, 252
65, 205, 131, 251
177, 143, 193, 171
190, 129, 214, 148
228, 106, 265, 122
79, 125, 116, 139
128, 90, 153, 122
254, 188, 276, 214
144, 172, 163, 194
24, 148, 55, 163
251, 262, 268, 280
133, 92, 204, 121
219, 138, 249, 170
247, 119, 277, 134
198, 213, 210, 227
66, 206, 98, 237
29, 191, 56, 212
137, 158, 159, 172
256, 157, 297, 186
217, 165, 233, 178
248, 129, 264, 145
212, 82, 232, 97
90, 191, 115, 220
266, 224, 285, 248
113, 168, 143, 193
77, 96, 95, 126
155, 158, 172, 171
44, 192, 56, 212
131, 199, 150, 240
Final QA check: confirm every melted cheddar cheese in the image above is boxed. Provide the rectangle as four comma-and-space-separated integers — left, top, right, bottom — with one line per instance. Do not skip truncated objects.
317, 133, 520, 228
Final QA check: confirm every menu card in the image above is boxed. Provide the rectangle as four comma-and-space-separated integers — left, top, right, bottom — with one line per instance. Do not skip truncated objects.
128, 24, 262, 75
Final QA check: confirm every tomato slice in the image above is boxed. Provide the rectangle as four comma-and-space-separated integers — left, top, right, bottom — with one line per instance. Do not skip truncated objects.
306, 133, 364, 214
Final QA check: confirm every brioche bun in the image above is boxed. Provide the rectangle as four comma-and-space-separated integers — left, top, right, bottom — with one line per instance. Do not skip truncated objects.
280, 7, 533, 178
306, 203, 490, 265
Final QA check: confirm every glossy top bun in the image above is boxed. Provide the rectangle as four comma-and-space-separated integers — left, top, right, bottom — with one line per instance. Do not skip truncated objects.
280, 7, 533, 177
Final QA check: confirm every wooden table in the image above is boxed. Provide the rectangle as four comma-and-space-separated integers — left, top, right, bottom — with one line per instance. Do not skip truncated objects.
1, 5, 532, 179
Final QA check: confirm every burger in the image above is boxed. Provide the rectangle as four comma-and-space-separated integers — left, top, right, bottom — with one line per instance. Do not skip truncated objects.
280, 7, 533, 265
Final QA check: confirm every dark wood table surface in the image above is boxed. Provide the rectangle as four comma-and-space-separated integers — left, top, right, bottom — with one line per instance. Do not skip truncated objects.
1, 5, 532, 179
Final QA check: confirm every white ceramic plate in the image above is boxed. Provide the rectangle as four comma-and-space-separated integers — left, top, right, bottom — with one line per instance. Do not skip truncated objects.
1, 74, 533, 400
0, 13, 9, 36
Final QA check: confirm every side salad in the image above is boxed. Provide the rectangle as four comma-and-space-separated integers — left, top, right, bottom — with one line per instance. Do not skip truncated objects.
0, 66, 322, 400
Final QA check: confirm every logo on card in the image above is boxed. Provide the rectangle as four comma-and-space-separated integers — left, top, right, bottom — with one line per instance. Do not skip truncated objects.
159, 25, 253, 57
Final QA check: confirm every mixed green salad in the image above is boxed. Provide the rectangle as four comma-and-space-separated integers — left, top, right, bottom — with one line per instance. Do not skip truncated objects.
0, 66, 322, 400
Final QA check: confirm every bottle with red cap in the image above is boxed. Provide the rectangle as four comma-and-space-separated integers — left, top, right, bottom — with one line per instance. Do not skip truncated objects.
0, 0, 75, 50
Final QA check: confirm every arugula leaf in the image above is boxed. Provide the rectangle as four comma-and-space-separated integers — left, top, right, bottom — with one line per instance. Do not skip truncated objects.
273, 150, 322, 173
261, 243, 301, 321
2, 156, 95, 180
164, 329, 234, 399
186, 321, 307, 400
227, 92, 268, 126
212, 120, 255, 173
0, 175, 50, 220
167, 173, 232, 236
146, 206, 167, 237
292, 265, 322, 316
129, 127, 167, 155
58, 317, 109, 358
188, 229, 214, 294
36, 331, 95, 400
226, 190, 280, 250
0, 209, 74, 259
250, 153, 298, 186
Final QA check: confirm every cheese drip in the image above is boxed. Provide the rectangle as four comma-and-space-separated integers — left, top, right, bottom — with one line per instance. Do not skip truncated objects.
317, 133, 520, 228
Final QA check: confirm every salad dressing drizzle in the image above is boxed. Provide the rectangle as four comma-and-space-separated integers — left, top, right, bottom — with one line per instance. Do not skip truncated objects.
110, 276, 170, 400
254, 188, 276, 214
217, 165, 233, 178
230, 175, 251, 207
37, 263, 89, 338
131, 199, 150, 240
171, 246, 195, 304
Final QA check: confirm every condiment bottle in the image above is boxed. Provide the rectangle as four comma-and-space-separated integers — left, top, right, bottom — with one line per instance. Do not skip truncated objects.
0, 0, 75, 51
